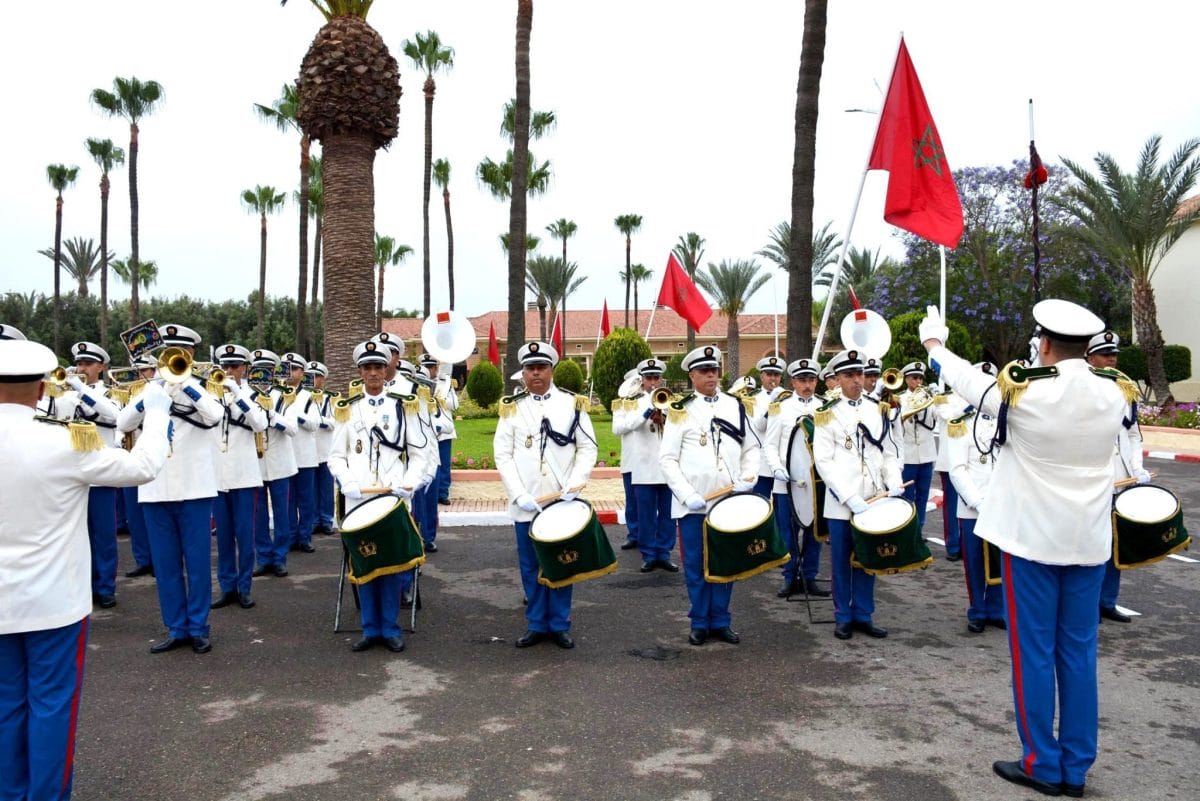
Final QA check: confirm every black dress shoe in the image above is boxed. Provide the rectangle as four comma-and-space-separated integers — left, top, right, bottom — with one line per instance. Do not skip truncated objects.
125, 564, 154, 578
238, 593, 256, 609
551, 631, 575, 649
619, 539, 639, 550
296, 542, 316, 554
711, 626, 740, 644
191, 636, 212, 654
945, 551, 962, 562
384, 636, 406, 653
438, 497, 451, 506
803, 579, 832, 597
639, 560, 656, 573
252, 564, 274, 577
655, 559, 680, 573
834, 623, 853, 640
515, 630, 545, 648
96, 595, 117, 609
150, 636, 191, 654
351, 636, 376, 652
115, 526, 131, 538
987, 617, 1007, 631
210, 591, 238, 609
687, 628, 707, 646
777, 580, 802, 598
852, 621, 888, 638
424, 541, 438, 553
992, 760, 1063, 797
1061, 782, 1085, 798
967, 620, 986, 634
1100, 606, 1131, 623
273, 565, 289, 578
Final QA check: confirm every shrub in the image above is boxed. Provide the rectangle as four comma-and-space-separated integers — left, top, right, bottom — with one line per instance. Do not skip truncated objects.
553, 358, 585, 393
1117, 344, 1192, 385
884, 311, 982, 380
664, 352, 686, 384
592, 328, 652, 408
465, 361, 504, 408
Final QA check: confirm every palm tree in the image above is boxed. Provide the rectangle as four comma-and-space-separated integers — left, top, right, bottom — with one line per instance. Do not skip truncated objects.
477, 150, 553, 200
614, 213, 643, 327
822, 245, 885, 325
758, 220, 841, 282
673, 232, 706, 352
254, 83, 312, 353
286, 0, 401, 387
695, 259, 770, 378
525, 254, 557, 341
38, 237, 111, 297
432, 158, 455, 309
46, 164, 79, 354
623, 263, 653, 324
546, 218, 577, 265
401, 31, 455, 317
91, 76, 164, 326
1057, 135, 1200, 404
374, 234, 413, 329
111, 257, 158, 289
241, 185, 287, 347
303, 155, 325, 356
508, 2, 534, 373
85, 138, 124, 345
501, 99, 556, 141
787, 0, 829, 361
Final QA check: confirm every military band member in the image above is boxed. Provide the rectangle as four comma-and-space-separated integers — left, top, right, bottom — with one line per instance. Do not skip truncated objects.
123, 356, 160, 578
619, 358, 678, 572
493, 342, 598, 649
328, 340, 430, 653
660, 345, 761, 646
0, 339, 172, 801
920, 301, 1131, 797
117, 324, 223, 654
374, 331, 404, 386
750, 355, 788, 497
812, 349, 905, 640
1086, 331, 1150, 623
898, 362, 936, 529
945, 362, 1004, 632
249, 349, 299, 578
414, 355, 449, 552
819, 366, 839, 398
862, 357, 882, 399
422, 352, 459, 507
932, 383, 971, 562
211, 344, 268, 610
0, 324, 26, 340
610, 367, 643, 551
765, 358, 830, 598
307, 361, 338, 535
281, 352, 321, 554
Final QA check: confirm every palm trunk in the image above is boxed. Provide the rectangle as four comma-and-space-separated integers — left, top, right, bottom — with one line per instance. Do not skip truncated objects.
686, 323, 696, 353
53, 194, 63, 355
128, 122, 140, 326
537, 297, 547, 341
309, 214, 322, 358
422, 77, 435, 317
623, 237, 631, 327
506, 0, 534, 374
561, 297, 568, 357
78, 271, 89, 297
727, 315, 740, 379
786, 0, 826, 361
1133, 276, 1173, 405
297, 134, 311, 355
633, 281, 640, 326
376, 263, 385, 330
443, 188, 455, 310
99, 174, 110, 348
257, 214, 268, 348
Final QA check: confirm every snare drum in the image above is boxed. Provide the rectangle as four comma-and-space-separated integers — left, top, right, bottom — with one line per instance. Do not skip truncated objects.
339, 495, 425, 585
849, 497, 933, 575
703, 492, 790, 583
1112, 484, 1191, 569
529, 499, 618, 588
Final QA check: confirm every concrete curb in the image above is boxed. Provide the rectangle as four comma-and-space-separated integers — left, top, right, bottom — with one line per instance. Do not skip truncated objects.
1144, 449, 1200, 464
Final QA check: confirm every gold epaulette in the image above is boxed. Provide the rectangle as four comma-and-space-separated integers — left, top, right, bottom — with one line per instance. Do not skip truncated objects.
387, 391, 419, 415
667, 406, 688, 425
574, 394, 590, 412
255, 392, 273, 411
947, 409, 975, 438
1089, 366, 1140, 403
879, 401, 892, 417
775, 390, 793, 403
739, 395, 756, 416
610, 398, 621, 413
499, 391, 526, 418
767, 401, 782, 417
333, 393, 363, 424
933, 391, 951, 406
68, 420, 105, 452
108, 387, 131, 407
347, 379, 364, 399
417, 385, 433, 404
813, 397, 839, 427
997, 361, 1058, 408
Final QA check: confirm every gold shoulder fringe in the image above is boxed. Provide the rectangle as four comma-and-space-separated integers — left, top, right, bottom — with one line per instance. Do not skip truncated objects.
767, 401, 782, 417
610, 398, 621, 413
740, 395, 756, 416
401, 397, 420, 416
947, 414, 972, 438
333, 400, 352, 424
667, 406, 688, 425
1117, 375, 1139, 404
933, 391, 949, 405
575, 394, 590, 412
878, 401, 892, 417
108, 387, 131, 407
347, 380, 364, 399
69, 421, 105, 452
997, 360, 1030, 408
814, 407, 833, 427
498, 395, 519, 418
256, 393, 273, 411
775, 390, 793, 402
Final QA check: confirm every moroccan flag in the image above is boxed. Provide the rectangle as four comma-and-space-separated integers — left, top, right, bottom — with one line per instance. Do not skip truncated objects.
550, 312, 563, 354
867, 38, 963, 248
657, 253, 712, 331
487, 321, 500, 367
599, 300, 611, 338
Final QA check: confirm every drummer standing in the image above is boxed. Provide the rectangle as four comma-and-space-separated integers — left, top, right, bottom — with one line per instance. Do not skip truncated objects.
920, 301, 1131, 797
659, 345, 761, 646
493, 342, 598, 649
812, 349, 906, 641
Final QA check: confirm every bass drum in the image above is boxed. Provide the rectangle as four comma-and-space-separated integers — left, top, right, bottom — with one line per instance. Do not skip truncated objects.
1112, 484, 1190, 569
786, 418, 826, 542
529, 499, 619, 588
849, 497, 933, 576
339, 495, 425, 585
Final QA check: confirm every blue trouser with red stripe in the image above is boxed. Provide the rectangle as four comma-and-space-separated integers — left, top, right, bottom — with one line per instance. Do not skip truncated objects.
213, 488, 257, 595
143, 499, 215, 639
939, 471, 960, 557
902, 461, 934, 528
1001, 552, 1104, 787
0, 618, 89, 801
123, 486, 153, 571
679, 514, 733, 630
514, 521, 573, 632
87, 486, 118, 598
621, 471, 639, 544
635, 483, 675, 562
827, 518, 875, 625
960, 518, 1003, 623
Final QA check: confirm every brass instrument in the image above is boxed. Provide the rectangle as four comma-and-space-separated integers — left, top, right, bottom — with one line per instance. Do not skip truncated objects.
651, 387, 674, 411
881, 368, 904, 392
900, 386, 935, 421
729, 375, 757, 396
157, 347, 193, 384
45, 366, 74, 398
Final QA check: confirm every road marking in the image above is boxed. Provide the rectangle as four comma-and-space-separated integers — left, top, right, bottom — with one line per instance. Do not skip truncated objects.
1115, 604, 1142, 617
1167, 553, 1198, 563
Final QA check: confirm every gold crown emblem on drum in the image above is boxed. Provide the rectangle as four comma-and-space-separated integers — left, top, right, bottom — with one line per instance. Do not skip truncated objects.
1162, 527, 1177, 543
876, 543, 898, 558
358, 540, 379, 558
747, 539, 768, 556
556, 549, 580, 565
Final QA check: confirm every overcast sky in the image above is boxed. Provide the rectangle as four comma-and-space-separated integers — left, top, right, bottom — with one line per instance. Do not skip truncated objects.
4, 1, 1198, 328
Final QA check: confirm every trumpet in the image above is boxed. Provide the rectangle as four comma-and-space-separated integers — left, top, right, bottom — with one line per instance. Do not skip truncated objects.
651, 387, 674, 411
881, 367, 904, 392
44, 366, 72, 398
157, 347, 193, 385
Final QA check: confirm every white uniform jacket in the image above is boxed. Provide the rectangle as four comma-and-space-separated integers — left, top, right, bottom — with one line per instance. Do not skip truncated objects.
0, 403, 171, 634
752, 387, 786, 479
930, 347, 1129, 565
328, 391, 431, 512
1112, 414, 1145, 488
899, 389, 938, 464
49, 383, 123, 448
118, 376, 222, 502
933, 391, 971, 473
764, 393, 821, 498
611, 395, 641, 478
946, 409, 999, 520
494, 386, 598, 523
313, 391, 337, 464
257, 388, 299, 483
216, 380, 268, 492
287, 387, 321, 469
659, 392, 761, 519
812, 396, 904, 521
433, 381, 459, 442
616, 392, 667, 485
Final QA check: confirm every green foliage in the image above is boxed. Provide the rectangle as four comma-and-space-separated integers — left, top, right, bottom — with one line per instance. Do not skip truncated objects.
664, 352, 687, 385
553, 358, 584, 393
883, 311, 982, 379
465, 360, 504, 408
1117, 345, 1192, 384
592, 328, 652, 408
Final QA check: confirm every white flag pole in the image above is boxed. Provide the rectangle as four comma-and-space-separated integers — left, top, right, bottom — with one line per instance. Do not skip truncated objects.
772, 269, 780, 354
938, 244, 948, 390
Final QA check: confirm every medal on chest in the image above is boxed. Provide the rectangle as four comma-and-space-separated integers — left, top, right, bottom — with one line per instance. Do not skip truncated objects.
979, 453, 988, 464
355, 439, 363, 454
699, 432, 707, 447
525, 434, 533, 449
844, 433, 853, 451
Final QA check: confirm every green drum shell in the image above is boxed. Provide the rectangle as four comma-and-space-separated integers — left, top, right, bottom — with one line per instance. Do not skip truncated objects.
703, 492, 791, 583
849, 499, 933, 576
1113, 484, 1191, 570
339, 496, 425, 585
529, 500, 618, 589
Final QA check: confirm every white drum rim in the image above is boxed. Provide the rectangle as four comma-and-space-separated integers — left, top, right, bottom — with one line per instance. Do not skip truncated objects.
530, 498, 594, 543
706, 492, 772, 533
1115, 484, 1180, 525
341, 494, 401, 532
851, 497, 916, 535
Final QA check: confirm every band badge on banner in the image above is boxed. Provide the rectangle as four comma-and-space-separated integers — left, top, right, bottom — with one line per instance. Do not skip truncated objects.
120, 319, 163, 362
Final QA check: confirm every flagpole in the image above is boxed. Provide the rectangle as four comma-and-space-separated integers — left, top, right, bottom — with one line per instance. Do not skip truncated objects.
938, 244, 947, 390
772, 269, 780, 354
644, 304, 657, 341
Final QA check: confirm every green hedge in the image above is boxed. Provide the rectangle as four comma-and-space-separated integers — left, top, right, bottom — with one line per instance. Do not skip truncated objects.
884, 311, 982, 380
553, 358, 585, 393
1117, 344, 1192, 384
465, 361, 504, 409
593, 328, 651, 408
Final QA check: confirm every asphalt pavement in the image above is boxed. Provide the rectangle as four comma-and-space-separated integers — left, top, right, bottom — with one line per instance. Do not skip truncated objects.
73, 458, 1200, 801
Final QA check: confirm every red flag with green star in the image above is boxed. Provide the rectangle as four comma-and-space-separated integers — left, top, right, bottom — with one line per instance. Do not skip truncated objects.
867, 38, 963, 248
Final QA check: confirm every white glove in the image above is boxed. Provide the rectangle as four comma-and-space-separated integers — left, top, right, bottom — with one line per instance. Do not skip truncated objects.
918, 305, 949, 347
888, 486, 906, 498
391, 483, 414, 502
846, 496, 870, 515
515, 494, 542, 513
685, 493, 707, 512
560, 489, 580, 502
340, 481, 362, 501
772, 469, 789, 483
733, 479, 755, 493
66, 375, 86, 392
1134, 469, 1152, 485
139, 383, 172, 414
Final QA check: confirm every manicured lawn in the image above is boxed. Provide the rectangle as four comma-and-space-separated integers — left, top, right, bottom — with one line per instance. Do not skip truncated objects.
449, 415, 624, 468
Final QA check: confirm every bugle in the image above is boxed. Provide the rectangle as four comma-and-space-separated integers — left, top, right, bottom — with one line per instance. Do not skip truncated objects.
651, 387, 674, 411
157, 347, 193, 385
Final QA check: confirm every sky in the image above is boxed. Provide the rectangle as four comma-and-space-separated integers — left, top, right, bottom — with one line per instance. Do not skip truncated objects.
4, 1, 1199, 328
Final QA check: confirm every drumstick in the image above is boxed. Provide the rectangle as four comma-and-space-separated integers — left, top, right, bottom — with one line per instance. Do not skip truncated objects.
865, 480, 914, 504
1114, 471, 1157, 489
534, 484, 587, 506
704, 484, 736, 501
361, 486, 396, 495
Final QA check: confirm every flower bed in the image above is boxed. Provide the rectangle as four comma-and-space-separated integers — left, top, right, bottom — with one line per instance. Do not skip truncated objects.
1138, 402, 1199, 430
